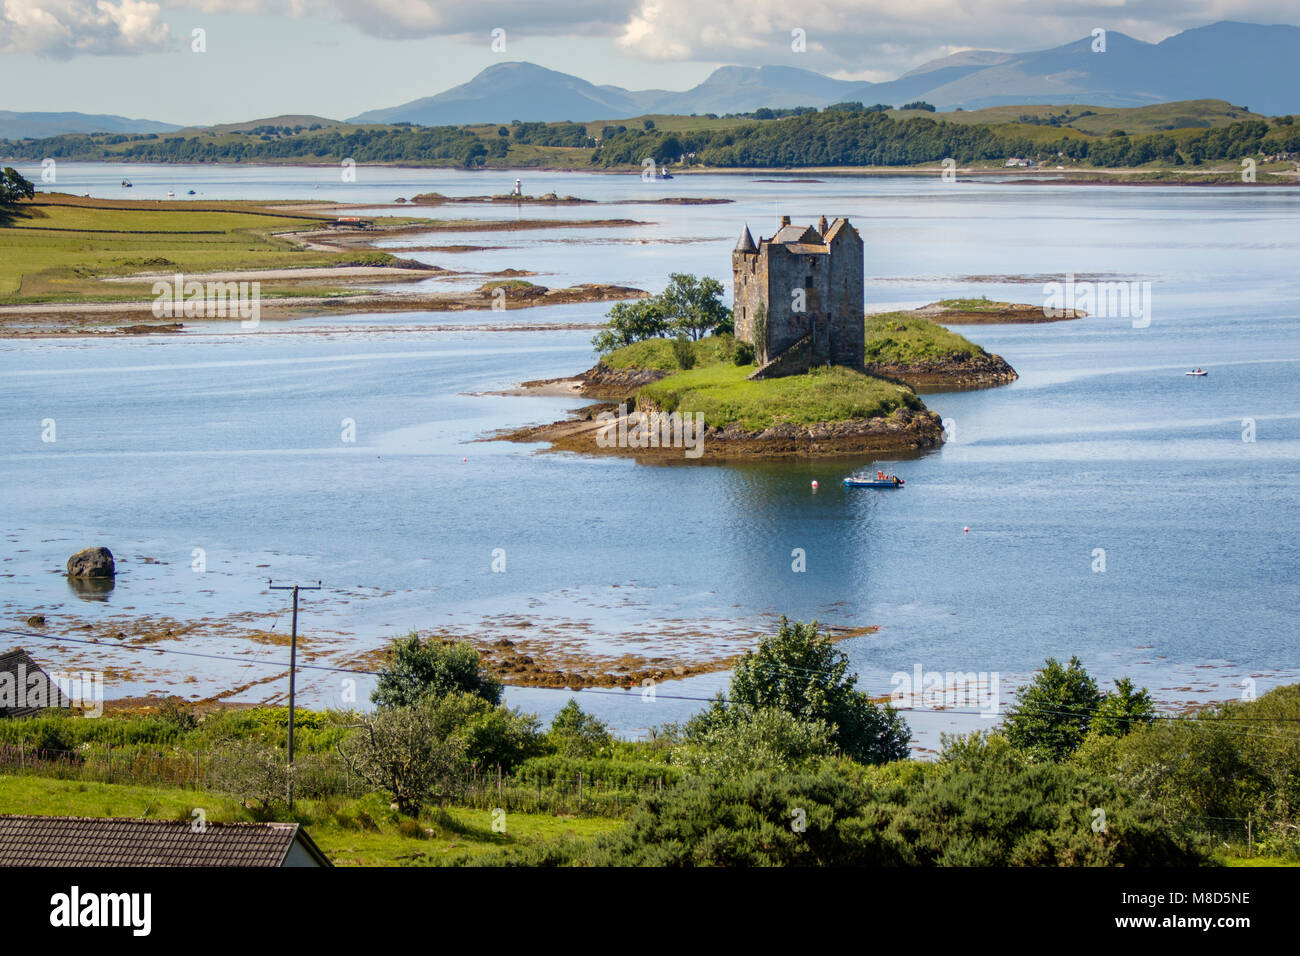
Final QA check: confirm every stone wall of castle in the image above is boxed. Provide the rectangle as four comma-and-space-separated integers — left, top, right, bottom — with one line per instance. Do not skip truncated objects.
732, 217, 864, 374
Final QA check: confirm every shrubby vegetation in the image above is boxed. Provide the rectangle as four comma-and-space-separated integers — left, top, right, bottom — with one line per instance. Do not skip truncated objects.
2, 621, 1295, 864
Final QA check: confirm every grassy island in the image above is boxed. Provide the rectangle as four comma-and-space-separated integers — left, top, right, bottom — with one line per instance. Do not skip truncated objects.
639, 361, 922, 432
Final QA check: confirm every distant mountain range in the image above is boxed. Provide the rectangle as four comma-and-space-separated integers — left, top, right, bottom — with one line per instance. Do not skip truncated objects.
3, 20, 1296, 140
0, 110, 180, 140
351, 21, 1300, 125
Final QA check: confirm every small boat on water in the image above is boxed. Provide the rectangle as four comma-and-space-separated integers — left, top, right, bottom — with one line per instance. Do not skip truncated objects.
166, 190, 175, 198
844, 471, 905, 488
1185, 368, 1208, 376
121, 179, 132, 188
187, 189, 197, 195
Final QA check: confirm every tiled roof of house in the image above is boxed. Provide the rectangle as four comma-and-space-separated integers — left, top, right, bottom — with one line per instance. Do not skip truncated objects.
0, 647, 70, 718
0, 815, 331, 867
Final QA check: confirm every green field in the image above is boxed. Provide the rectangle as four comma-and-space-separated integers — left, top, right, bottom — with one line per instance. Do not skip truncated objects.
0, 775, 622, 867
0, 194, 418, 303
936, 99, 1258, 135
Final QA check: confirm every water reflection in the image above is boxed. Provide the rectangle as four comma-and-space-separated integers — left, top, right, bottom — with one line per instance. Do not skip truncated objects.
67, 576, 115, 601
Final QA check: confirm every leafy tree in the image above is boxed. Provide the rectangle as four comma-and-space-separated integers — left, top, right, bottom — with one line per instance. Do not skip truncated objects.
337, 701, 469, 816
1090, 677, 1155, 738
660, 272, 730, 341
372, 633, 503, 708
0, 167, 34, 208
546, 699, 612, 758
697, 617, 911, 765
592, 298, 669, 352
1003, 656, 1102, 760
429, 692, 544, 770
902, 101, 936, 112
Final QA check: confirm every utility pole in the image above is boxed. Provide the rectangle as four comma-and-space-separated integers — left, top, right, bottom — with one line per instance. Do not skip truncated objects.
269, 579, 321, 810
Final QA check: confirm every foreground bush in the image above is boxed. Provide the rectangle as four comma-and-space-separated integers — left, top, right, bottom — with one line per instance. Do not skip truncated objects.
372, 633, 503, 708
470, 751, 1208, 866
688, 618, 910, 765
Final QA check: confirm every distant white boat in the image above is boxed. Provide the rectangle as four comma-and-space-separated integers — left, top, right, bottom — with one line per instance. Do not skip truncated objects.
121, 179, 132, 188
1185, 368, 1208, 376
166, 191, 175, 198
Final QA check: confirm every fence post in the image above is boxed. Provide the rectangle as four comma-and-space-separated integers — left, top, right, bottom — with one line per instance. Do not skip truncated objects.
1247, 817, 1254, 857
106, 743, 112, 783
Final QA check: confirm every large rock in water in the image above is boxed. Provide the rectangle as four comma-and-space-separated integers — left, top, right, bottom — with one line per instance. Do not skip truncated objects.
66, 547, 115, 578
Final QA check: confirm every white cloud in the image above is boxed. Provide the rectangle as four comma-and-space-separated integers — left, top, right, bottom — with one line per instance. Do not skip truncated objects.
0, 0, 173, 56
6, 0, 1299, 72
608, 0, 1300, 74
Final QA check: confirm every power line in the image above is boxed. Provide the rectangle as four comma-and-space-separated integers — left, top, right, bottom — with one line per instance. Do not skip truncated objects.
4, 625, 1298, 735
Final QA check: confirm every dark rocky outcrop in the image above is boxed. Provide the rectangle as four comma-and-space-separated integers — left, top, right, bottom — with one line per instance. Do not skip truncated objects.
865, 352, 1018, 389
66, 547, 115, 578
576, 363, 670, 399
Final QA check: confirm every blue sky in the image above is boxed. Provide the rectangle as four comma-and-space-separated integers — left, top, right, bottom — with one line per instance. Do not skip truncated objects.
3, 2, 1299, 125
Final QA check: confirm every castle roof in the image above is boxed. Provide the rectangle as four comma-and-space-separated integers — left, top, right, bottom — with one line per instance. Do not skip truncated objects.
771, 223, 822, 245
735, 225, 756, 253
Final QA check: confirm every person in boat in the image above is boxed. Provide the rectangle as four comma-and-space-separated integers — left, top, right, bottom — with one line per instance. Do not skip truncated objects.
893, 475, 901, 486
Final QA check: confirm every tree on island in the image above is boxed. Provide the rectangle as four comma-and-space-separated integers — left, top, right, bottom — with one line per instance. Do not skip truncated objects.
592, 272, 731, 352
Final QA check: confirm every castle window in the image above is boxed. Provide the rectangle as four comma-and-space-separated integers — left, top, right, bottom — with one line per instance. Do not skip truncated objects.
805, 276, 813, 289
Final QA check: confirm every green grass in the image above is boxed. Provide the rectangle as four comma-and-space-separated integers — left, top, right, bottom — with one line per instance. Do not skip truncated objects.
638, 362, 921, 431
0, 773, 623, 867
935, 297, 1002, 312
863, 313, 984, 364
0, 194, 415, 303
1221, 855, 1300, 867
599, 335, 738, 371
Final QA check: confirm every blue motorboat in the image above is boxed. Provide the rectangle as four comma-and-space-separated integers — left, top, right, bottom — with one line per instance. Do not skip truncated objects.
843, 473, 905, 488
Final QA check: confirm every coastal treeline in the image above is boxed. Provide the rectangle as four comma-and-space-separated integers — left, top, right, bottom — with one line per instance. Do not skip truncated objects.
592, 111, 1300, 168
5, 111, 1297, 170
2, 125, 504, 167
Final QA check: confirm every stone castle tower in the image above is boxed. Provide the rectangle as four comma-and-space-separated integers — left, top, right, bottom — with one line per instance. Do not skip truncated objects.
732, 215, 864, 377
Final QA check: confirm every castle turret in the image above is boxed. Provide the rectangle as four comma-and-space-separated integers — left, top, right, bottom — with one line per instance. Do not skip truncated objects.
735, 225, 756, 253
